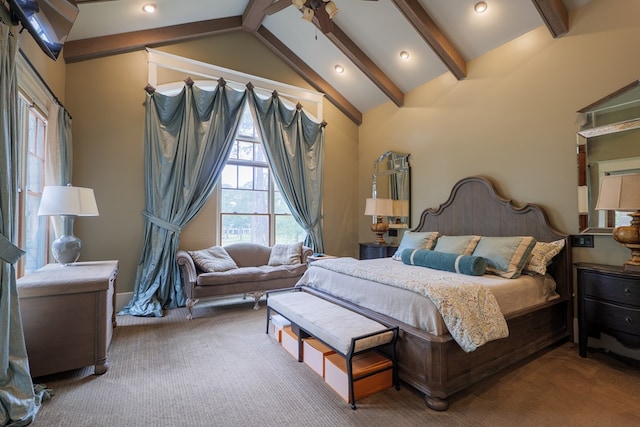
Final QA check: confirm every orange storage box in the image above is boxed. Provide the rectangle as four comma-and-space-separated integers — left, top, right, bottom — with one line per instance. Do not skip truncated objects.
324, 352, 393, 403
303, 338, 335, 378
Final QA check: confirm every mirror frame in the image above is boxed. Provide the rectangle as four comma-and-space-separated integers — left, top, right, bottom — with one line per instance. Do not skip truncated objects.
372, 151, 411, 227
577, 80, 640, 234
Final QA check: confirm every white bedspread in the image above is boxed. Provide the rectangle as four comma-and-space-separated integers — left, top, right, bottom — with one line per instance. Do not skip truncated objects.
297, 258, 558, 352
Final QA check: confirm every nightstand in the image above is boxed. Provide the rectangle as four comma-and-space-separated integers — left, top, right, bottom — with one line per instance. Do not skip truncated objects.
575, 263, 640, 358
359, 243, 398, 260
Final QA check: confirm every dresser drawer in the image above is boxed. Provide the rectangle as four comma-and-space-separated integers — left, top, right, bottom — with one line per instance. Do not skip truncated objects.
584, 298, 640, 336
582, 271, 640, 306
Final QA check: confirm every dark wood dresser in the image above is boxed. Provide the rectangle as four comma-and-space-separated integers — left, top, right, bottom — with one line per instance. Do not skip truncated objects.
359, 243, 398, 260
575, 263, 640, 358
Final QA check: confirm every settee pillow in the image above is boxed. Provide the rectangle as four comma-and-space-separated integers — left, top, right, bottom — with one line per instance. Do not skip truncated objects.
188, 246, 238, 272
472, 236, 536, 279
268, 242, 303, 266
523, 239, 565, 275
433, 235, 481, 255
401, 248, 487, 276
391, 231, 440, 261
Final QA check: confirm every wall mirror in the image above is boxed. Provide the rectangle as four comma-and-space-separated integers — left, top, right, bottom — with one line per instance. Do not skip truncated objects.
577, 80, 640, 234
372, 151, 411, 227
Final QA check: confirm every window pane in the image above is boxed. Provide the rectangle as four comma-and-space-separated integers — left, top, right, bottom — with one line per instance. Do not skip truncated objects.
254, 143, 266, 162
273, 188, 289, 214
27, 155, 43, 193
221, 164, 237, 189
227, 141, 239, 160
221, 189, 268, 213
236, 106, 257, 138
237, 141, 253, 161
237, 165, 254, 189
24, 193, 47, 274
254, 166, 269, 191
36, 118, 46, 157
275, 215, 306, 245
220, 214, 269, 246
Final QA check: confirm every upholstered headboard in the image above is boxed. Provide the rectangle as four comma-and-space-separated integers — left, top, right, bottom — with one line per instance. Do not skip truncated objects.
413, 176, 572, 304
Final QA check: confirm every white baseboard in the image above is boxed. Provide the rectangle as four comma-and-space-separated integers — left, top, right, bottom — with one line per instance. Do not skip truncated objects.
115, 292, 132, 313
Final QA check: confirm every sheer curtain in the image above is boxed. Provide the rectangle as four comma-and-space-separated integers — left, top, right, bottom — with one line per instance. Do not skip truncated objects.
120, 79, 246, 317
0, 23, 47, 426
248, 90, 326, 252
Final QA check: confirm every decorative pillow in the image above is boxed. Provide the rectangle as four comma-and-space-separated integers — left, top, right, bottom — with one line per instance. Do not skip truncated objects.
188, 246, 238, 272
433, 235, 481, 255
472, 236, 537, 279
268, 242, 303, 266
401, 248, 487, 276
524, 239, 565, 275
391, 231, 440, 261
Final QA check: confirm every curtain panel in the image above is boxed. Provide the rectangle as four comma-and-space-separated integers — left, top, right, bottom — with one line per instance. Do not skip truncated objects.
248, 91, 325, 253
0, 23, 47, 426
120, 80, 246, 317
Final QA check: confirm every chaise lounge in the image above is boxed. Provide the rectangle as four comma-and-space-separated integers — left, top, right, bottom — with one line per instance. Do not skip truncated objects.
176, 242, 312, 319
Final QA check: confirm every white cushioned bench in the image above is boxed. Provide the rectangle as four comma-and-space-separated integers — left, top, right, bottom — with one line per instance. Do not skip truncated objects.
266, 287, 399, 409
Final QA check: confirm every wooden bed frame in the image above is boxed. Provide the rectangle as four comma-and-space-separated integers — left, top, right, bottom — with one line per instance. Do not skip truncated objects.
305, 176, 573, 411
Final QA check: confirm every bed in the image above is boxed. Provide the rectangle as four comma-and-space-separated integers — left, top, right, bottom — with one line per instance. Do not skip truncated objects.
297, 176, 572, 410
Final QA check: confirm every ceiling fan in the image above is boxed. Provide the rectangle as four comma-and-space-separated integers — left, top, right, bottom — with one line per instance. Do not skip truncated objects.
290, 0, 378, 34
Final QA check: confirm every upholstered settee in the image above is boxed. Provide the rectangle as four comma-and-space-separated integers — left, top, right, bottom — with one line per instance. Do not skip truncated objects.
176, 242, 312, 319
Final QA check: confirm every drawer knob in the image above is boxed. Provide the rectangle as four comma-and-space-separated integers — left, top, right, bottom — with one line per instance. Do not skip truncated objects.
624, 287, 631, 295
626, 316, 633, 324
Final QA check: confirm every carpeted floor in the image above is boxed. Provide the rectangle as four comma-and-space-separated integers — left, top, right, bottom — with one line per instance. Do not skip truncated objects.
31, 297, 640, 426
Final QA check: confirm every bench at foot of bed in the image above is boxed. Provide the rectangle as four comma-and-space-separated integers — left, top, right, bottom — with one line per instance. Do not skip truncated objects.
266, 287, 399, 409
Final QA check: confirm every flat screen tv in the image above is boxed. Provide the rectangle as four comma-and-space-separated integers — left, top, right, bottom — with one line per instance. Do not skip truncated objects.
8, 0, 79, 61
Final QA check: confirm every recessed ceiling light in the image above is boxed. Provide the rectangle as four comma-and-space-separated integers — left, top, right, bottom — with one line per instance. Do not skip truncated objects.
142, 3, 157, 13
474, 2, 488, 13
334, 64, 344, 74
400, 51, 410, 60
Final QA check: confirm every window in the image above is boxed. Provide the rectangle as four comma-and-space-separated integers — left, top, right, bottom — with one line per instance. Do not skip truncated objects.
16, 94, 50, 277
219, 106, 305, 246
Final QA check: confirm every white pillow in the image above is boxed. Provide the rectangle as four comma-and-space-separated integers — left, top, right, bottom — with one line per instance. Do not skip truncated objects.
268, 242, 303, 266
188, 246, 238, 272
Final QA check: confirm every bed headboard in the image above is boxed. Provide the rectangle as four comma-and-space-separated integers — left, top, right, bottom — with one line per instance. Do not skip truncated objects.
413, 176, 572, 302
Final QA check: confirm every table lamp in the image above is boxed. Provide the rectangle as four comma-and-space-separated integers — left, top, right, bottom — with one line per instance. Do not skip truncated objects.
595, 173, 640, 271
37, 185, 99, 265
364, 198, 393, 244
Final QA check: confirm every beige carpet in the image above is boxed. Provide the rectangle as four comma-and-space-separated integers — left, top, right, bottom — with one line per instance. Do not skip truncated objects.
31, 297, 640, 426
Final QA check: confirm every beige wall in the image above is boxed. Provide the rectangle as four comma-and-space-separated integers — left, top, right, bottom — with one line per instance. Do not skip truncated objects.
359, 0, 639, 270
63, 31, 360, 296
19, 0, 640, 312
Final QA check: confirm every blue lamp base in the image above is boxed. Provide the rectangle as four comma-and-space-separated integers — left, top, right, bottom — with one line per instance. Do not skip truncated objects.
52, 215, 82, 265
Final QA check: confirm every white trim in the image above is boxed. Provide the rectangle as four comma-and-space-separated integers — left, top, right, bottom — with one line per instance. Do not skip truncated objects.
146, 48, 324, 120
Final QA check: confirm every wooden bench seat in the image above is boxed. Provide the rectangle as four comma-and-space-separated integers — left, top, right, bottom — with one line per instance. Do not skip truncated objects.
266, 287, 399, 409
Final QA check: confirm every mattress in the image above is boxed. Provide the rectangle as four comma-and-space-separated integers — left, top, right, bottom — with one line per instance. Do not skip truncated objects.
296, 257, 558, 336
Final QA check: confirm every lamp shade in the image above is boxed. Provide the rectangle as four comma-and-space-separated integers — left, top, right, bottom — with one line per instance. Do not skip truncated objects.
364, 198, 393, 217
392, 199, 409, 217
37, 186, 99, 216
595, 174, 640, 212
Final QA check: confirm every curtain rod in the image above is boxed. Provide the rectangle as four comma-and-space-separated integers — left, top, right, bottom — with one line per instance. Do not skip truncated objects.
18, 48, 72, 120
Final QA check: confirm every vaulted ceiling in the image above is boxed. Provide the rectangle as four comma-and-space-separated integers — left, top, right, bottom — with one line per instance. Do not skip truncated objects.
65, 0, 590, 124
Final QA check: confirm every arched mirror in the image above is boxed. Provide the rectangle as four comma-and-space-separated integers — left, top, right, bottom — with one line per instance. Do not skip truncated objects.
577, 80, 640, 234
372, 151, 411, 227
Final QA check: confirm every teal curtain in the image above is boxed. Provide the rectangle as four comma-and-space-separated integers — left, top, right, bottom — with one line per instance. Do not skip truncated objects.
248, 91, 326, 252
120, 79, 246, 317
0, 23, 47, 426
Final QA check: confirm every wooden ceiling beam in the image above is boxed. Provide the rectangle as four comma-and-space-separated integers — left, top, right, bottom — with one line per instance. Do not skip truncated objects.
243, 0, 277, 32
63, 16, 242, 63
322, 24, 404, 107
255, 26, 363, 125
531, 0, 569, 38
392, 0, 466, 80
